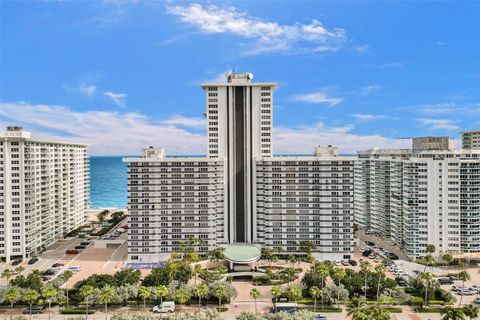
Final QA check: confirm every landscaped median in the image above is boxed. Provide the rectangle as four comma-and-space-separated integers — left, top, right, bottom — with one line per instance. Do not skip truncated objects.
60, 307, 96, 314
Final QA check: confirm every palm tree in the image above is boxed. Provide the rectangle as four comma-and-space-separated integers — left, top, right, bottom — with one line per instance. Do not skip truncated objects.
1, 269, 16, 284
155, 285, 169, 308
4, 287, 20, 320
15, 266, 25, 275
318, 263, 330, 310
42, 284, 58, 320
457, 270, 471, 307
61, 270, 74, 309
442, 252, 454, 275
174, 288, 191, 307
441, 306, 465, 320
309, 286, 321, 313
332, 268, 346, 310
360, 260, 371, 299
79, 285, 94, 320
374, 264, 387, 303
138, 286, 151, 310
214, 282, 227, 309
98, 286, 115, 320
347, 297, 367, 320
420, 272, 434, 307
193, 264, 202, 285
250, 288, 261, 313
463, 305, 479, 320
23, 289, 39, 320
286, 286, 302, 305
271, 285, 282, 312
195, 283, 208, 311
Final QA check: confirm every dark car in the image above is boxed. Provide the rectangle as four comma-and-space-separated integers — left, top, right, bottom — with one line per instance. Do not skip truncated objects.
66, 249, 79, 254
42, 269, 56, 276
395, 277, 408, 287
12, 259, 22, 266
366, 241, 375, 247
23, 305, 45, 314
80, 241, 91, 246
439, 277, 454, 285
449, 274, 460, 281
28, 257, 39, 265
387, 253, 399, 260
74, 245, 86, 250
51, 262, 64, 268
348, 259, 358, 266
362, 249, 373, 257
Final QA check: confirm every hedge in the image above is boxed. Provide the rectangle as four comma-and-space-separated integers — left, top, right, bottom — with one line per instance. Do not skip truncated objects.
414, 307, 445, 313
383, 307, 403, 313
299, 307, 342, 313
60, 308, 96, 315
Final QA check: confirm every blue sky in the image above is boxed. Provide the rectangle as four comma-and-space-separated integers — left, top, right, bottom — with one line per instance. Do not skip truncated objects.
0, 1, 479, 155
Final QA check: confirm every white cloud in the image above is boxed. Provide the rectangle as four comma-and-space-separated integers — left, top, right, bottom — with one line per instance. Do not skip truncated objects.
357, 84, 381, 95
0, 102, 205, 156
162, 115, 205, 129
351, 114, 386, 121
103, 91, 127, 108
436, 41, 447, 46
166, 3, 347, 55
64, 83, 97, 98
378, 62, 404, 69
417, 118, 460, 131
293, 91, 343, 106
274, 122, 409, 154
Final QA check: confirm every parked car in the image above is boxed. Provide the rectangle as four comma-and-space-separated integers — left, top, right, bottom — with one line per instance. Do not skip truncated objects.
438, 277, 454, 285
42, 269, 56, 276
152, 301, 176, 313
395, 277, 408, 286
315, 316, 327, 320
74, 245, 86, 250
473, 297, 480, 305
12, 259, 22, 266
80, 241, 91, 246
457, 288, 475, 296
366, 241, 375, 246
387, 253, 399, 260
333, 260, 340, 266
68, 266, 81, 272
449, 274, 460, 281
359, 247, 365, 252
469, 285, 480, 293
28, 257, 39, 265
66, 249, 79, 254
348, 259, 357, 266
341, 260, 349, 266
23, 305, 45, 314
362, 250, 373, 257
368, 254, 376, 259
51, 263, 64, 269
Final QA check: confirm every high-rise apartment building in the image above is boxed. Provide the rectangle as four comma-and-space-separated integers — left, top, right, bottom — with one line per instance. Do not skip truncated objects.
0, 127, 89, 261
355, 140, 480, 258
124, 73, 354, 263
462, 130, 480, 150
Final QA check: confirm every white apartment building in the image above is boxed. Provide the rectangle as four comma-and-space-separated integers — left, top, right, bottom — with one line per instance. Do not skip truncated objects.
124, 73, 354, 263
355, 140, 480, 258
462, 130, 480, 150
0, 127, 89, 262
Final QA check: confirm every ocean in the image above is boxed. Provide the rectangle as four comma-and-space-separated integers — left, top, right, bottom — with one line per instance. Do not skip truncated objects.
89, 156, 128, 209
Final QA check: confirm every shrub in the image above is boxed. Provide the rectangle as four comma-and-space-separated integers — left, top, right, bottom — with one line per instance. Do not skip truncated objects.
408, 296, 424, 306
383, 307, 403, 313
414, 307, 445, 313
60, 308, 96, 315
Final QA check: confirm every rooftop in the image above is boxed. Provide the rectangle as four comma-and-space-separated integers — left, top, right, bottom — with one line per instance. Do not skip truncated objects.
223, 243, 261, 264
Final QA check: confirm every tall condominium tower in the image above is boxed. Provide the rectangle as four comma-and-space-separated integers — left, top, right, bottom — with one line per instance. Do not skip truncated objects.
124, 73, 354, 263
355, 138, 480, 258
0, 127, 89, 261
462, 130, 480, 150
202, 73, 276, 244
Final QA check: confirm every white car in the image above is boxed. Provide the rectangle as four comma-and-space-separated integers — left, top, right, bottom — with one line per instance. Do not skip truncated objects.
333, 260, 340, 266
152, 301, 175, 313
359, 247, 365, 252
68, 266, 81, 272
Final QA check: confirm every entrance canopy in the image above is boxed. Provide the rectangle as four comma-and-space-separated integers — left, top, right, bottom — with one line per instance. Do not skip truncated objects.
223, 243, 261, 264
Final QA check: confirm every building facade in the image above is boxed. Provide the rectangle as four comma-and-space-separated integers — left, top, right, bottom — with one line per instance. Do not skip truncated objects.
462, 130, 480, 150
124, 73, 354, 263
355, 145, 480, 258
0, 127, 89, 261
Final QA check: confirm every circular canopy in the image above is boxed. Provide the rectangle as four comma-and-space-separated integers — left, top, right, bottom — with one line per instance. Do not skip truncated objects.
223, 243, 261, 264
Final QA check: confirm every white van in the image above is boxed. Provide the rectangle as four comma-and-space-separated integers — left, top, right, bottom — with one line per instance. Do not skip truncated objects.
68, 266, 81, 272
152, 301, 175, 313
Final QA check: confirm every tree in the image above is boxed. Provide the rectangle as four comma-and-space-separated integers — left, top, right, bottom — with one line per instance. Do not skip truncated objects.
374, 264, 387, 303
15, 266, 25, 274
138, 286, 152, 310
98, 286, 115, 320
142, 268, 170, 287
419, 272, 434, 307
347, 297, 367, 320
79, 285, 94, 320
4, 287, 21, 320
155, 285, 169, 307
250, 288, 261, 313
299, 240, 316, 255
443, 252, 454, 274
114, 269, 141, 286
463, 305, 479, 320
174, 287, 191, 306
1, 269, 16, 284
286, 286, 302, 305
213, 282, 226, 308
193, 264, 202, 285
309, 286, 321, 313
61, 270, 74, 309
97, 210, 110, 223
195, 283, 209, 311
288, 254, 300, 268
332, 268, 347, 309
23, 289, 39, 320
441, 307, 465, 320
457, 271, 471, 307
271, 286, 282, 312
360, 260, 372, 299
42, 284, 58, 320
